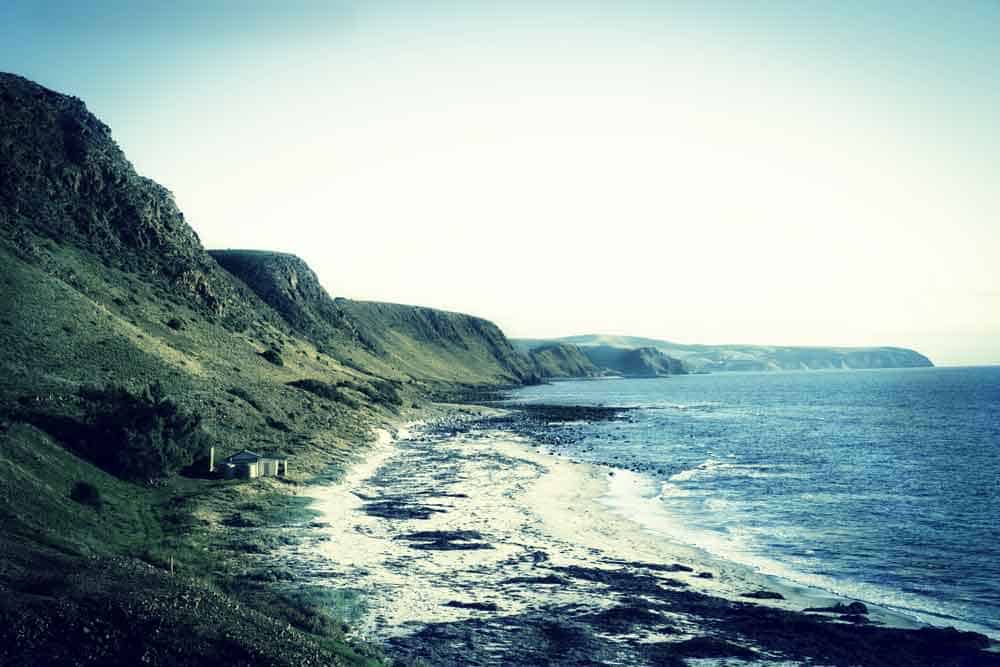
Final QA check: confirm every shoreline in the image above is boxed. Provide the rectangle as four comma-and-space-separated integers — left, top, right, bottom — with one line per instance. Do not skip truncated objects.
274, 410, 998, 665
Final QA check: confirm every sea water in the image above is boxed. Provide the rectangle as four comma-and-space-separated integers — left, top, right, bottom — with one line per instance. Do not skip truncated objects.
506, 366, 1000, 636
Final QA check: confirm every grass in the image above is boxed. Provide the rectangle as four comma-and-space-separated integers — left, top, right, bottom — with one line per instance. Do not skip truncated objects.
0, 239, 402, 664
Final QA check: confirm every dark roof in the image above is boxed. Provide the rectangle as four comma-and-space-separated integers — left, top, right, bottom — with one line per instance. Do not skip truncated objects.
225, 450, 260, 463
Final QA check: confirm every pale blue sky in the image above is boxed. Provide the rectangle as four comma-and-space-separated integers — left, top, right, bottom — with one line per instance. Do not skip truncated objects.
3, 1, 999, 365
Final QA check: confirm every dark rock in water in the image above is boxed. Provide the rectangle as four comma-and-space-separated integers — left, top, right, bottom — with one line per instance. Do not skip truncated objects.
503, 574, 569, 586
804, 601, 869, 615
602, 558, 691, 573
845, 601, 869, 615
529, 550, 549, 565
671, 636, 758, 659
696, 572, 714, 579
445, 600, 500, 612
841, 614, 871, 624
578, 604, 671, 631
396, 530, 493, 551
741, 590, 785, 600
362, 500, 446, 520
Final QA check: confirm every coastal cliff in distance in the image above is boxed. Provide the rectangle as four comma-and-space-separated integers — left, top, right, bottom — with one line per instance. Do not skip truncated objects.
512, 340, 688, 378
516, 334, 933, 373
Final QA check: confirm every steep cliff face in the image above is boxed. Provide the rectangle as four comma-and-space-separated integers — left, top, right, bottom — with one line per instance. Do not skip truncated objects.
0, 73, 257, 326
526, 343, 604, 379
208, 250, 367, 350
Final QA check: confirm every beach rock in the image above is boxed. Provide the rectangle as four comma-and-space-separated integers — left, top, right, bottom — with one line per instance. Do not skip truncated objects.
503, 574, 569, 586
445, 600, 500, 612
740, 590, 785, 600
670, 636, 758, 659
841, 614, 871, 624
397, 530, 493, 551
696, 572, 714, 579
803, 601, 869, 615
579, 604, 671, 631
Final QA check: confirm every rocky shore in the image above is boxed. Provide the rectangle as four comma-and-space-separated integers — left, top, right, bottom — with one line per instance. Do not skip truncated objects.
264, 408, 998, 666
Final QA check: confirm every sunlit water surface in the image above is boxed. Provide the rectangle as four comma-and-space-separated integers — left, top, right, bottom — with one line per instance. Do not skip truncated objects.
507, 366, 1000, 636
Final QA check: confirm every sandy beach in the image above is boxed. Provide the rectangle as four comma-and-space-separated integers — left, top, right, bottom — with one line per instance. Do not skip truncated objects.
268, 414, 998, 666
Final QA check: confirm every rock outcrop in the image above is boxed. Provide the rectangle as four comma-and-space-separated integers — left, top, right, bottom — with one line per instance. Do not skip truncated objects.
0, 72, 258, 327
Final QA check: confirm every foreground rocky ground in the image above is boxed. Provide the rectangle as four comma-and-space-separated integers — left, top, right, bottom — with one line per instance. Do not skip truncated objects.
260, 410, 999, 667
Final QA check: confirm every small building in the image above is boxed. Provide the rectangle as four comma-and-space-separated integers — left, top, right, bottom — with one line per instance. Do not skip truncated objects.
212, 448, 288, 479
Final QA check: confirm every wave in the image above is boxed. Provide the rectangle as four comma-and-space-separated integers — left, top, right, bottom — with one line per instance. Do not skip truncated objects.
668, 459, 804, 483
603, 467, 999, 638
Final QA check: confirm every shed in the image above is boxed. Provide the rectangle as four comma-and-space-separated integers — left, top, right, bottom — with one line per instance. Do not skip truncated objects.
217, 449, 287, 479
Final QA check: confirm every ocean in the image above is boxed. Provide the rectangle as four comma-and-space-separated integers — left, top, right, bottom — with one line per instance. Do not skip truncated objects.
505, 366, 1000, 636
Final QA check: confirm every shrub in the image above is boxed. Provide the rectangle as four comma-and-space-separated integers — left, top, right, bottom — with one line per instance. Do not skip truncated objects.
287, 379, 339, 401
69, 481, 102, 509
226, 386, 262, 411
286, 379, 359, 409
165, 317, 184, 330
265, 416, 291, 432
260, 348, 283, 366
337, 378, 403, 409
76, 382, 206, 481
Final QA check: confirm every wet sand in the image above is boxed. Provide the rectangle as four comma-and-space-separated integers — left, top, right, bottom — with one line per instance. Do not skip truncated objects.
273, 415, 999, 666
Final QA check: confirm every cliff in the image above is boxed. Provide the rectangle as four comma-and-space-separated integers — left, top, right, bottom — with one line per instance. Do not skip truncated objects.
0, 73, 265, 330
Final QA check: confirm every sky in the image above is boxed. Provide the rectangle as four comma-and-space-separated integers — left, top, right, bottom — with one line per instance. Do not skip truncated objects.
2, 1, 999, 365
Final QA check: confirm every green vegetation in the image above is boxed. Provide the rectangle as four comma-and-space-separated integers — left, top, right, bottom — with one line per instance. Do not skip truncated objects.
69, 481, 103, 509
261, 346, 285, 366
73, 382, 206, 481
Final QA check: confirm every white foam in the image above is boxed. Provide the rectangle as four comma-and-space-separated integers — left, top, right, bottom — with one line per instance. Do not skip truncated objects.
601, 466, 999, 638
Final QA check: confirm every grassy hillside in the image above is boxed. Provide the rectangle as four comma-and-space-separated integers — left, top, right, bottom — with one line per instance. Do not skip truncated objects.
0, 71, 529, 664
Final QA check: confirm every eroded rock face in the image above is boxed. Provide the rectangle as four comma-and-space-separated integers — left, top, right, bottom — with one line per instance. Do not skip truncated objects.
209, 250, 366, 348
0, 73, 246, 321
